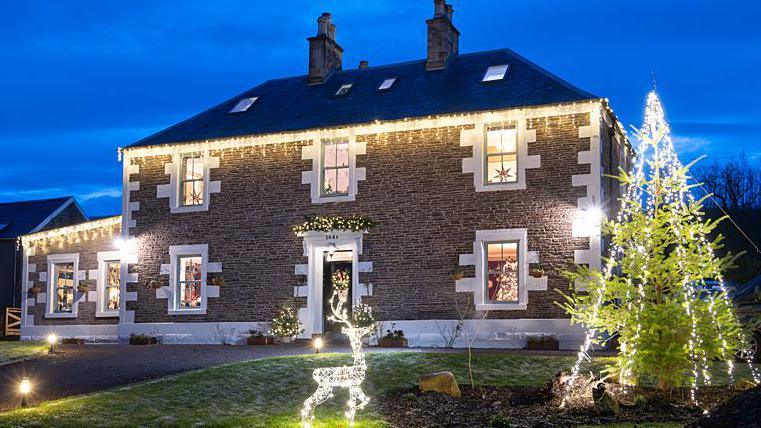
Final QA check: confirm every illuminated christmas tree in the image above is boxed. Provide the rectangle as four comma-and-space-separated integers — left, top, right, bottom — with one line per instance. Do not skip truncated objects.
561, 91, 759, 402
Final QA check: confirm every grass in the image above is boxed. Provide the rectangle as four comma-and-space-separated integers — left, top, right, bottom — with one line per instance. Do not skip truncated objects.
0, 340, 47, 364
0, 352, 754, 427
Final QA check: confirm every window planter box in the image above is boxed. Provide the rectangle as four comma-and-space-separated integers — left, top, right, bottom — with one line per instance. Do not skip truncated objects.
129, 335, 159, 346
61, 338, 85, 345
526, 336, 559, 351
247, 336, 274, 345
378, 337, 408, 348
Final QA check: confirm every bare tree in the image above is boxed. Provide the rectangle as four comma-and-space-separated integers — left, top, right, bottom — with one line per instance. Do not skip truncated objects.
693, 153, 761, 211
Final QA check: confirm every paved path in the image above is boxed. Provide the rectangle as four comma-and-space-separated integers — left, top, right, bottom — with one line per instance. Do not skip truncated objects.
0, 344, 587, 411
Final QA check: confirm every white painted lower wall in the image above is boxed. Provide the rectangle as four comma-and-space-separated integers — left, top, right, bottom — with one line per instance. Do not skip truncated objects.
75, 318, 588, 348
381, 318, 586, 350
118, 322, 270, 345
21, 324, 118, 342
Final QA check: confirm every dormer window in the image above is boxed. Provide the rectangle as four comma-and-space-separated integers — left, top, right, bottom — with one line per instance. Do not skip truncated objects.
229, 97, 257, 113
378, 78, 397, 91
335, 84, 353, 97
482, 64, 509, 82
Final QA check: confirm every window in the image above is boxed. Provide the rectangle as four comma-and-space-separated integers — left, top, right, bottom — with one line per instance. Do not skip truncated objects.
335, 84, 353, 97
52, 263, 75, 314
175, 255, 203, 310
180, 155, 205, 206
229, 97, 257, 113
486, 242, 519, 303
103, 261, 120, 314
321, 139, 350, 196
485, 126, 518, 184
482, 64, 509, 82
378, 78, 397, 91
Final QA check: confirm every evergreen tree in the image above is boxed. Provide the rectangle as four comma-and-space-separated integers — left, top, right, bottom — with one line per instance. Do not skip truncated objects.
561, 91, 756, 397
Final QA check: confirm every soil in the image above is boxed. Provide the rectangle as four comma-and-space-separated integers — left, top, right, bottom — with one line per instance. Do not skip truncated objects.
690, 386, 761, 427
375, 384, 738, 428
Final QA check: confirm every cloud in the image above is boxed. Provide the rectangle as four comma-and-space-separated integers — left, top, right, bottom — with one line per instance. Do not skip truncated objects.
672, 135, 711, 154
79, 187, 121, 201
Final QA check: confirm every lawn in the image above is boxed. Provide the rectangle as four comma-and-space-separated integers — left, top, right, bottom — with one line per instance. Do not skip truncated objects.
0, 341, 47, 364
0, 352, 753, 427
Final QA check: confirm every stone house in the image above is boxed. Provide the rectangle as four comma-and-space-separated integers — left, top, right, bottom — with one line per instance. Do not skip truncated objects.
20, 1, 631, 347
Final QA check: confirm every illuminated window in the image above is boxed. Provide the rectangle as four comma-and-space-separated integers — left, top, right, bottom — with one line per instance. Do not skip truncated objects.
180, 155, 204, 206
482, 64, 509, 82
229, 97, 258, 113
104, 261, 120, 313
485, 126, 518, 184
321, 139, 350, 196
175, 255, 203, 310
335, 84, 353, 97
378, 78, 397, 91
486, 242, 519, 303
52, 263, 75, 314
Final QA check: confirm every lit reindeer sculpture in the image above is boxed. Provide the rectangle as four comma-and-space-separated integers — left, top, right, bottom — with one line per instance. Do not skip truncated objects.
300, 289, 372, 428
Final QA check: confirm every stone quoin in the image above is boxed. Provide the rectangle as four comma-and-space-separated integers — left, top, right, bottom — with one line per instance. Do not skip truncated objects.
19, 1, 631, 347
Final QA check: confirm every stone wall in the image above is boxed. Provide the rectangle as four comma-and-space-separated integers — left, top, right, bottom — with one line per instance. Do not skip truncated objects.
125, 107, 612, 324
24, 221, 120, 326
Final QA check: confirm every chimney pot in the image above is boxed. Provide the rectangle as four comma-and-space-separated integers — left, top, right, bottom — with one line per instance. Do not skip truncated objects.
308, 12, 344, 84
426, 1, 460, 71
359, 60, 369, 69
434, 0, 447, 17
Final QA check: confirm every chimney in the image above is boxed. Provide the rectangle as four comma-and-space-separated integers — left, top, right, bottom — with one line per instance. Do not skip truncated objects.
307, 13, 344, 85
426, 0, 460, 71
358, 60, 369, 69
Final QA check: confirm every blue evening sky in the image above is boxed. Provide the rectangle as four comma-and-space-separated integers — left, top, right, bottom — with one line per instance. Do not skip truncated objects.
1, 0, 759, 216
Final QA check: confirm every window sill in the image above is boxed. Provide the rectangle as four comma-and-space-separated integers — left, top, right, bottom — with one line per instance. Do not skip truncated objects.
45, 312, 77, 319
168, 308, 207, 316
96, 311, 119, 318
474, 302, 527, 311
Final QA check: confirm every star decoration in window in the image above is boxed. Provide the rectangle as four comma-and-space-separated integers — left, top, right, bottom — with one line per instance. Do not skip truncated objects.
494, 166, 515, 183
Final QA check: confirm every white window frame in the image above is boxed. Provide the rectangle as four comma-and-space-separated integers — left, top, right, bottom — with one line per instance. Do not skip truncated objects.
320, 138, 351, 198
157, 151, 220, 214
475, 229, 528, 310
179, 153, 206, 208
302, 135, 365, 204
483, 125, 519, 186
45, 253, 80, 319
96, 251, 121, 318
167, 244, 208, 315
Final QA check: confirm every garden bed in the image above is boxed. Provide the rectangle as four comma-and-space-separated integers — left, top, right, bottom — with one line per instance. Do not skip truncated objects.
375, 384, 737, 428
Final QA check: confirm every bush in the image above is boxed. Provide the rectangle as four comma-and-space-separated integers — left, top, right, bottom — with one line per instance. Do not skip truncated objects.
269, 304, 303, 338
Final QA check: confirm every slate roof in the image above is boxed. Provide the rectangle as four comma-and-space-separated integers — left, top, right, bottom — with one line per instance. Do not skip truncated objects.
0, 197, 78, 239
130, 49, 597, 149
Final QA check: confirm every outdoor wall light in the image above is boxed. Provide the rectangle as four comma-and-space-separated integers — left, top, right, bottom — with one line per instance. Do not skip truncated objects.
327, 242, 337, 258
19, 378, 31, 407
47, 333, 58, 352
313, 337, 323, 354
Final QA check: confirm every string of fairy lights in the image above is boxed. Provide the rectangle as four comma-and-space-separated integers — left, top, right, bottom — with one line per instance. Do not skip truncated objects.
562, 91, 759, 408
20, 216, 121, 254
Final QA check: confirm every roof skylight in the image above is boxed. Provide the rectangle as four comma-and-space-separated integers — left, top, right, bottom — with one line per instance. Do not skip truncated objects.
482, 64, 510, 82
335, 83, 354, 97
229, 97, 258, 113
378, 78, 397, 91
